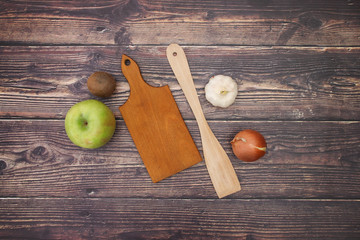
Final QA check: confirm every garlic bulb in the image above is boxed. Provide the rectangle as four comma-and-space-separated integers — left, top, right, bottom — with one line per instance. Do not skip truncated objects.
205, 75, 238, 108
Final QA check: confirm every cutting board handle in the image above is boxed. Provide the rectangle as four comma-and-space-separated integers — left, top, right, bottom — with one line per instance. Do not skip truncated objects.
121, 54, 150, 93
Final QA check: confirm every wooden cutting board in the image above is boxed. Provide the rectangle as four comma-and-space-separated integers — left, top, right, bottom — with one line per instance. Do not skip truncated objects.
119, 54, 202, 183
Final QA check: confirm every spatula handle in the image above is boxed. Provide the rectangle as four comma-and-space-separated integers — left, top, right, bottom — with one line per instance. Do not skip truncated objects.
167, 44, 241, 198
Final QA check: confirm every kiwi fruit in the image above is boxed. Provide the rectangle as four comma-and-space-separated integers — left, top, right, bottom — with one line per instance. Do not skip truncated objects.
87, 71, 116, 98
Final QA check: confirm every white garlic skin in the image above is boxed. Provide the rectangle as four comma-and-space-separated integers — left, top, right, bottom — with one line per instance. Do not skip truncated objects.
205, 75, 238, 108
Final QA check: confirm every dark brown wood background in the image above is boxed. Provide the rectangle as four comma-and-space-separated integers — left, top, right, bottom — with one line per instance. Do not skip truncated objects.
1, 0, 360, 239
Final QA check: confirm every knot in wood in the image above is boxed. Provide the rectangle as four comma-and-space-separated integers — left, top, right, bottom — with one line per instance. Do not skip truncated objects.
114, 27, 131, 45
0, 160, 7, 170
26, 143, 55, 164
68, 77, 87, 94
88, 52, 102, 65
299, 13, 323, 30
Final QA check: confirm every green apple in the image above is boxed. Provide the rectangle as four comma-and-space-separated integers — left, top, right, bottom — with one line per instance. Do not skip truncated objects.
65, 99, 116, 149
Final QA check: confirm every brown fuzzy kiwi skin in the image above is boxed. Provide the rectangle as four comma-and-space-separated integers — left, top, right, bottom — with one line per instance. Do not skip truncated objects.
87, 71, 116, 98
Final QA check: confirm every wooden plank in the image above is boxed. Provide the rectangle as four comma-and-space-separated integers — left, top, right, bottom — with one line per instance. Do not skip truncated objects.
0, 198, 359, 239
1, 120, 359, 199
0, 0, 359, 46
1, 46, 360, 120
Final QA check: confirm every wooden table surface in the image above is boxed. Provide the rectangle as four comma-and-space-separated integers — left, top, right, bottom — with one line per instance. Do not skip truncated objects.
1, 0, 360, 239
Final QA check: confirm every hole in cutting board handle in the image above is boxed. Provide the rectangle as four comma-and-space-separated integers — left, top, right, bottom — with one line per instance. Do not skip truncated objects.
125, 59, 131, 66
173, 52, 177, 56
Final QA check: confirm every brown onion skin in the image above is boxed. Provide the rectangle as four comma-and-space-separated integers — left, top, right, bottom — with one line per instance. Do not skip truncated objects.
231, 129, 267, 162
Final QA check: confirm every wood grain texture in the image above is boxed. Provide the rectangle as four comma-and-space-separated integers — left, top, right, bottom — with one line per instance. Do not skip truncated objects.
0, 198, 360, 239
1, 120, 359, 199
0, 0, 359, 46
1, 0, 360, 238
1, 46, 359, 120
119, 54, 202, 183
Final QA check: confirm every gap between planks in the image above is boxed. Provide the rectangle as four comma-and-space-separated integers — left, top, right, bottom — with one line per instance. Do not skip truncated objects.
1, 197, 360, 201
1, 43, 360, 48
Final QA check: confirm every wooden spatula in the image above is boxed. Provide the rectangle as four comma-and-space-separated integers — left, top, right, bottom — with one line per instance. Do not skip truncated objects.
119, 54, 202, 183
166, 44, 241, 198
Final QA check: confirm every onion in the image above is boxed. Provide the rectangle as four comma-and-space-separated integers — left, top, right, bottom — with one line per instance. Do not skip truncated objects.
231, 129, 267, 162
